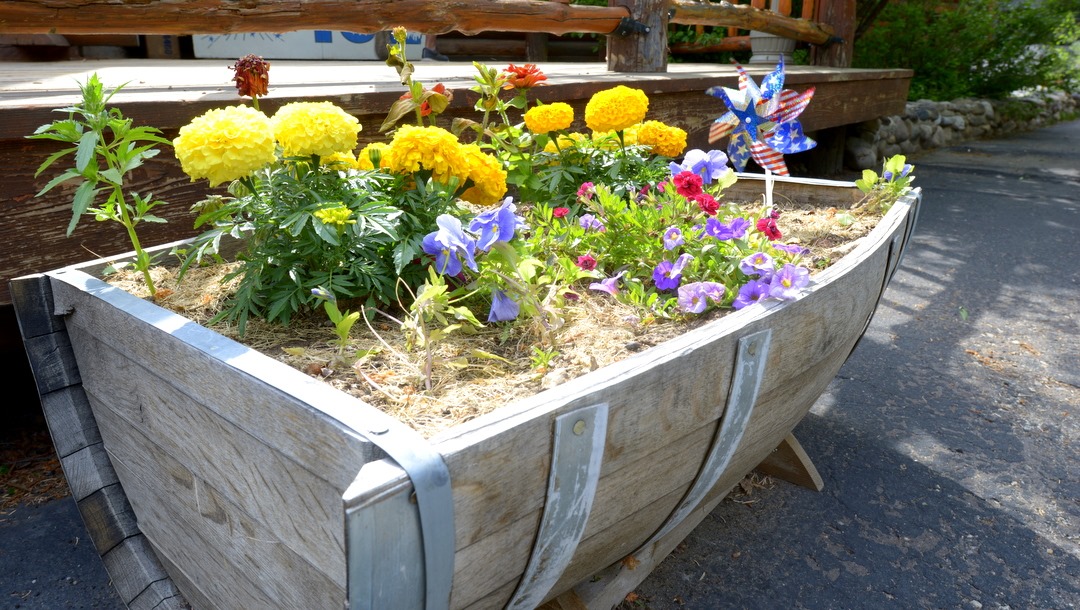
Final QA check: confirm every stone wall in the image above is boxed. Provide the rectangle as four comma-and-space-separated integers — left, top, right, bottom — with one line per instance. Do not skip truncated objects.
844, 89, 1080, 170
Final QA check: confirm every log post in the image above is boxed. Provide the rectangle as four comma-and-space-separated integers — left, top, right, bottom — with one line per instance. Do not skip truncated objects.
810, 0, 856, 67
606, 0, 668, 73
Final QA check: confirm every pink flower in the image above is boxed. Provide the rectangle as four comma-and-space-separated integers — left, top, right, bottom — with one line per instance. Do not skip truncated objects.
553, 207, 570, 219
577, 182, 595, 200
576, 254, 597, 270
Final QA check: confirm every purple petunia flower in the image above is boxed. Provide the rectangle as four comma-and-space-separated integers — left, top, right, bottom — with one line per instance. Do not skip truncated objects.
589, 271, 625, 296
469, 197, 525, 252
732, 279, 771, 310
728, 217, 752, 239
422, 214, 478, 276
772, 242, 811, 257
704, 217, 736, 241
677, 281, 726, 314
488, 289, 520, 322
768, 264, 810, 300
669, 149, 732, 185
739, 251, 775, 279
653, 253, 693, 291
663, 226, 685, 250
579, 213, 606, 232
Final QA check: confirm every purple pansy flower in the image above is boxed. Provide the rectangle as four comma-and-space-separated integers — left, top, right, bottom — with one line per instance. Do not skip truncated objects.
728, 217, 752, 239
488, 289, 520, 322
677, 281, 726, 314
704, 217, 736, 241
469, 197, 524, 252
663, 226, 685, 250
422, 214, 478, 276
653, 253, 693, 291
768, 264, 810, 300
732, 279, 771, 310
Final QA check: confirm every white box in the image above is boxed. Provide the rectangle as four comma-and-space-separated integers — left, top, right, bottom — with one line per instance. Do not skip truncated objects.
192, 31, 425, 61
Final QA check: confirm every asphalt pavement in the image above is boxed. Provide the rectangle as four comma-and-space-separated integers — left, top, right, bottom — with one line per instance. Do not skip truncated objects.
2, 119, 1078, 610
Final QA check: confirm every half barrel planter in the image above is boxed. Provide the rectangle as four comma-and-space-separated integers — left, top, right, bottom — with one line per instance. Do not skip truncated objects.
11, 176, 922, 610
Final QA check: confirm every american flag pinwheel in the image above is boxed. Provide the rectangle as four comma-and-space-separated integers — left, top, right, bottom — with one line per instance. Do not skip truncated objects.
706, 58, 816, 176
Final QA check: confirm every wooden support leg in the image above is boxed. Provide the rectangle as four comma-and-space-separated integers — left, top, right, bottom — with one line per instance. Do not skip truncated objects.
754, 433, 824, 492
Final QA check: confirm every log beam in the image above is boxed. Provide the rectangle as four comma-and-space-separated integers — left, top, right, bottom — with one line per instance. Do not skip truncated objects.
669, 0, 837, 46
0, 0, 631, 36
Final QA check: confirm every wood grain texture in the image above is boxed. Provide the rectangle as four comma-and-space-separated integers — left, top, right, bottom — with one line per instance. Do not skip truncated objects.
69, 323, 352, 586
755, 432, 825, 491
104, 416, 345, 609
0, 0, 631, 36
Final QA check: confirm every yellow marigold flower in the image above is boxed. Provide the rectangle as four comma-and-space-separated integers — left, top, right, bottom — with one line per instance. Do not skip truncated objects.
272, 101, 361, 158
524, 102, 574, 134
356, 142, 390, 170
173, 105, 276, 187
458, 144, 508, 206
321, 151, 358, 170
584, 86, 649, 133
384, 124, 468, 186
635, 120, 688, 157
313, 204, 356, 227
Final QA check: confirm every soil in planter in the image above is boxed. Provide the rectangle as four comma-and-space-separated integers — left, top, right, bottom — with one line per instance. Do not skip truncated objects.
106, 200, 884, 438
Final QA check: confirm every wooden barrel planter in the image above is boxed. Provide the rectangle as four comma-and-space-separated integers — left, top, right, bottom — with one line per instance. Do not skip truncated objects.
10, 177, 921, 610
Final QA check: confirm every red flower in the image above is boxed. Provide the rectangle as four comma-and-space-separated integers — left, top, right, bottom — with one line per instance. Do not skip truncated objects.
576, 254, 598, 271
502, 63, 548, 89
231, 54, 270, 99
672, 171, 704, 199
693, 193, 719, 216
756, 217, 783, 240
553, 207, 570, 219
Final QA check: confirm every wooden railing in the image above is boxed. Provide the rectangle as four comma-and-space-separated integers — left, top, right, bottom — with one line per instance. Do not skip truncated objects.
0, 0, 854, 71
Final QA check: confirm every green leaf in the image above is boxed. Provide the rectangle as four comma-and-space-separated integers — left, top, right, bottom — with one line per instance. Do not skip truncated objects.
75, 130, 99, 174
35, 168, 82, 196
98, 167, 124, 186
67, 181, 101, 236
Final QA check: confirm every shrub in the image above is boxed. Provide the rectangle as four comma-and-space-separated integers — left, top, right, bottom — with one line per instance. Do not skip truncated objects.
854, 0, 1080, 100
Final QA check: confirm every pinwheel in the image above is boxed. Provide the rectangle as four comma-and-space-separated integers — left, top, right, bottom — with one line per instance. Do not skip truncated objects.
706, 58, 816, 177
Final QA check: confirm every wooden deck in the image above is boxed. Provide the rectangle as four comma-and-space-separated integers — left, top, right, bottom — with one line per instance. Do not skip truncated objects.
0, 59, 912, 306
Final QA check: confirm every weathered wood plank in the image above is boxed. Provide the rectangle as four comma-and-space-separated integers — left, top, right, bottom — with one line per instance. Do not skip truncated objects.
669, 0, 836, 44
104, 416, 345, 609
153, 548, 217, 610
39, 385, 101, 459
8, 274, 64, 337
100, 535, 174, 606
77, 483, 141, 556
48, 271, 383, 490
59, 442, 119, 502
0, 0, 631, 36
70, 323, 350, 586
755, 433, 825, 491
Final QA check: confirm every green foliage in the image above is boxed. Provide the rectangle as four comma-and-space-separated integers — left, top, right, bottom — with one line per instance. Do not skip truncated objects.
27, 74, 173, 296
181, 161, 456, 334
854, 0, 1080, 100
311, 286, 362, 355
855, 155, 915, 213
